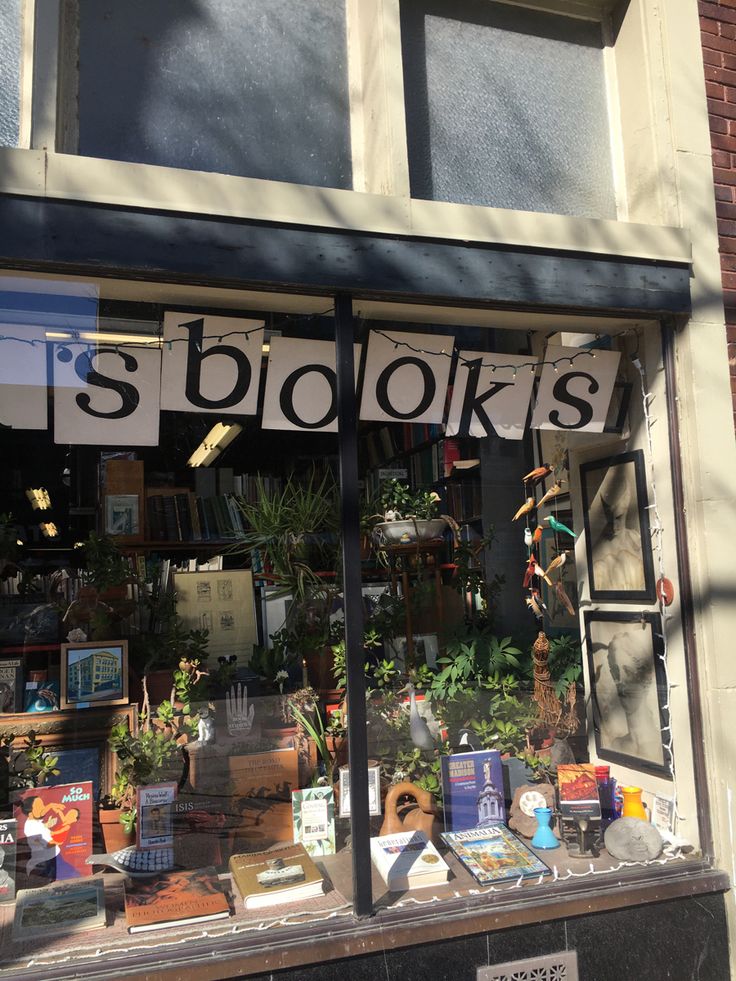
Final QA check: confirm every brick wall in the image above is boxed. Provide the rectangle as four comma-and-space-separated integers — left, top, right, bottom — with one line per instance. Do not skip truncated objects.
701, 0, 736, 429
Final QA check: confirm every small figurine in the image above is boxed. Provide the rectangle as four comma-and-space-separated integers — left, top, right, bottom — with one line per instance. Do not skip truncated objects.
526, 590, 546, 619
524, 527, 533, 548
604, 817, 663, 862
522, 554, 538, 588
538, 480, 566, 507
532, 526, 543, 545
196, 703, 216, 745
554, 580, 576, 616
545, 515, 576, 538
544, 552, 566, 577
523, 464, 553, 485
513, 497, 536, 521
534, 562, 553, 586
226, 683, 255, 737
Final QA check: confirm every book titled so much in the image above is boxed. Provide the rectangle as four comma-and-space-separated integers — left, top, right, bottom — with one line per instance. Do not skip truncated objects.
441, 825, 550, 886
370, 830, 450, 892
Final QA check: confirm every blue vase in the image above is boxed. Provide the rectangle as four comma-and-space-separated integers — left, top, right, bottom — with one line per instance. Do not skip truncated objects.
531, 806, 559, 849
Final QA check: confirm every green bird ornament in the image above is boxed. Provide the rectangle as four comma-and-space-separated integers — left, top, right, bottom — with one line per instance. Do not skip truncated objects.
545, 515, 576, 538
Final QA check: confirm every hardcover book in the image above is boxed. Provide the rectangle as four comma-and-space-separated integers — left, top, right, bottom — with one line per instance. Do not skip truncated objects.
556, 764, 602, 819
136, 782, 177, 850
13, 879, 106, 940
13, 782, 93, 881
370, 830, 450, 892
441, 825, 550, 885
440, 749, 506, 832
0, 819, 17, 902
229, 843, 324, 910
291, 787, 336, 856
124, 866, 231, 933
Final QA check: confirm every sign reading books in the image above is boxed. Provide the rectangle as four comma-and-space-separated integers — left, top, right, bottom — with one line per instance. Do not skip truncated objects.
0, 317, 620, 442
13, 782, 93, 881
440, 750, 505, 832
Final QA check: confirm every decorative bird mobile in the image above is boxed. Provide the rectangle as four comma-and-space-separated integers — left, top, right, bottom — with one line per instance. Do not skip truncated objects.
538, 480, 566, 508
523, 464, 553, 486
401, 683, 436, 751
554, 581, 576, 617
545, 515, 576, 538
513, 497, 536, 521
544, 552, 567, 578
534, 562, 553, 586
532, 525, 543, 545
522, 554, 538, 588
524, 527, 533, 548
526, 589, 547, 619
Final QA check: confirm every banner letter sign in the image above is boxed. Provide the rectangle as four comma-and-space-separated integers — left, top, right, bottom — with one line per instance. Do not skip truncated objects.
160, 312, 264, 415
446, 350, 538, 440
531, 345, 621, 433
0, 327, 49, 430
360, 330, 453, 425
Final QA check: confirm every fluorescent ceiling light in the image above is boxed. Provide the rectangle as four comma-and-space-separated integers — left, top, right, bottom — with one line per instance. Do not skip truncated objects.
26, 487, 51, 510
45, 331, 161, 345
187, 422, 243, 468
39, 522, 58, 538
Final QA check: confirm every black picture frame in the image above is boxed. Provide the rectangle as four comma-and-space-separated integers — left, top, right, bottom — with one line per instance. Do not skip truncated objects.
580, 449, 656, 602
583, 611, 671, 778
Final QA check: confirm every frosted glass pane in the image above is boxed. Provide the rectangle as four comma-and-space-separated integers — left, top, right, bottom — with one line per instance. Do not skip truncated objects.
0, 0, 22, 147
78, 0, 351, 189
402, 0, 616, 219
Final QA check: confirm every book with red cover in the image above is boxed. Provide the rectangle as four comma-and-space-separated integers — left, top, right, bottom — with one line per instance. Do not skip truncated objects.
556, 764, 601, 819
124, 866, 231, 933
13, 782, 93, 882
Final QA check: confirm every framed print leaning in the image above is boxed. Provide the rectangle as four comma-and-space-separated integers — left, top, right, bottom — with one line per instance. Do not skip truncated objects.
60, 641, 128, 710
579, 449, 656, 602
583, 611, 671, 777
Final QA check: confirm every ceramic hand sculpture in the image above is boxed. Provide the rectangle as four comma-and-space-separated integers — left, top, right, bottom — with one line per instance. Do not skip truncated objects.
226, 683, 255, 737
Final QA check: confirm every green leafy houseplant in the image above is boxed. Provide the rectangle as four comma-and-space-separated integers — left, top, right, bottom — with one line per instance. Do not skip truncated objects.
80, 532, 131, 591
378, 479, 441, 520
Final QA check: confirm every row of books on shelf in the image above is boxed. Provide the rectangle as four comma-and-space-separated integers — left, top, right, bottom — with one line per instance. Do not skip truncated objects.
363, 423, 445, 470
146, 488, 246, 543
444, 481, 483, 523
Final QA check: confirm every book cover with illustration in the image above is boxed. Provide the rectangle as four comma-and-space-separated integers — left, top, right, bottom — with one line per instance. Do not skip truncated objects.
13, 782, 93, 881
370, 830, 450, 891
440, 750, 506, 832
229, 842, 324, 910
124, 866, 231, 933
556, 763, 602, 819
441, 825, 550, 885
291, 787, 336, 856
0, 819, 17, 902
13, 878, 106, 940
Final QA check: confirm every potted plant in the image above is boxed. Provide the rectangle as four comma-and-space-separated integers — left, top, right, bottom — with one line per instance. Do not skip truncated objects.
372, 479, 448, 545
65, 533, 135, 641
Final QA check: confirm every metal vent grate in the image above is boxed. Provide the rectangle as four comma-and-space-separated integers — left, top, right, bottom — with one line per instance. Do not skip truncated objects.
478, 950, 579, 981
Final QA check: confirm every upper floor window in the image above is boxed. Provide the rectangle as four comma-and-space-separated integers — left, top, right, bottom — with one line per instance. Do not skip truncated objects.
400, 0, 617, 218
76, 0, 352, 190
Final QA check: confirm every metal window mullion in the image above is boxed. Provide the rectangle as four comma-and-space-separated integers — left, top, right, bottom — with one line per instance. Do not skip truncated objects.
334, 292, 373, 918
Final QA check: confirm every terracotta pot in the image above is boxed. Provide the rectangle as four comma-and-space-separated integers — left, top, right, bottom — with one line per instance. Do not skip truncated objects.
144, 670, 174, 706
99, 806, 135, 853
304, 646, 335, 695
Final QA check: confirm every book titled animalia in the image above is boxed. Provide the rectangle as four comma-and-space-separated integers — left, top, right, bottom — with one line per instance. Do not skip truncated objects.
556, 763, 602, 820
440, 749, 505, 832
441, 825, 550, 885
13, 782, 93, 881
0, 819, 17, 902
229, 843, 324, 910
370, 830, 450, 892
124, 866, 231, 933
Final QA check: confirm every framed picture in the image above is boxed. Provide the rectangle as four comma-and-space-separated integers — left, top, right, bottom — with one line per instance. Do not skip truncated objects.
2, 704, 138, 803
60, 640, 129, 710
583, 611, 671, 777
386, 633, 439, 670
580, 449, 655, 602
136, 782, 177, 850
0, 658, 24, 712
175, 570, 257, 665
105, 494, 140, 536
338, 764, 382, 819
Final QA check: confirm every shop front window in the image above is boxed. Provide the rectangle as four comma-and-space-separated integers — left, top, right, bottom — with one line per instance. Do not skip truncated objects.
0, 278, 706, 974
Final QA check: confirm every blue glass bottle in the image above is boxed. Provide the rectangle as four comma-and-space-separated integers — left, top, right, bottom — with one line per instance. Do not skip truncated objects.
595, 765, 616, 830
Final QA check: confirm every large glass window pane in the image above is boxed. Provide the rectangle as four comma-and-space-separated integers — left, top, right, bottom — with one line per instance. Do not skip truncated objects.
77, 0, 352, 189
401, 0, 617, 218
0, 0, 22, 148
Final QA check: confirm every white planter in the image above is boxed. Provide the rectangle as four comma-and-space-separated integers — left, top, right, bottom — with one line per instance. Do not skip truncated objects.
373, 518, 448, 544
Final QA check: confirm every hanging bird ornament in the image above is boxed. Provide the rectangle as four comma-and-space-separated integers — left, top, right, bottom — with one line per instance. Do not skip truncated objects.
513, 497, 536, 521
538, 480, 566, 508
522, 554, 539, 588
533, 525, 543, 545
526, 589, 547, 619
544, 552, 567, 577
524, 527, 533, 548
554, 581, 576, 617
534, 562, 553, 586
523, 464, 553, 486
545, 515, 576, 538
